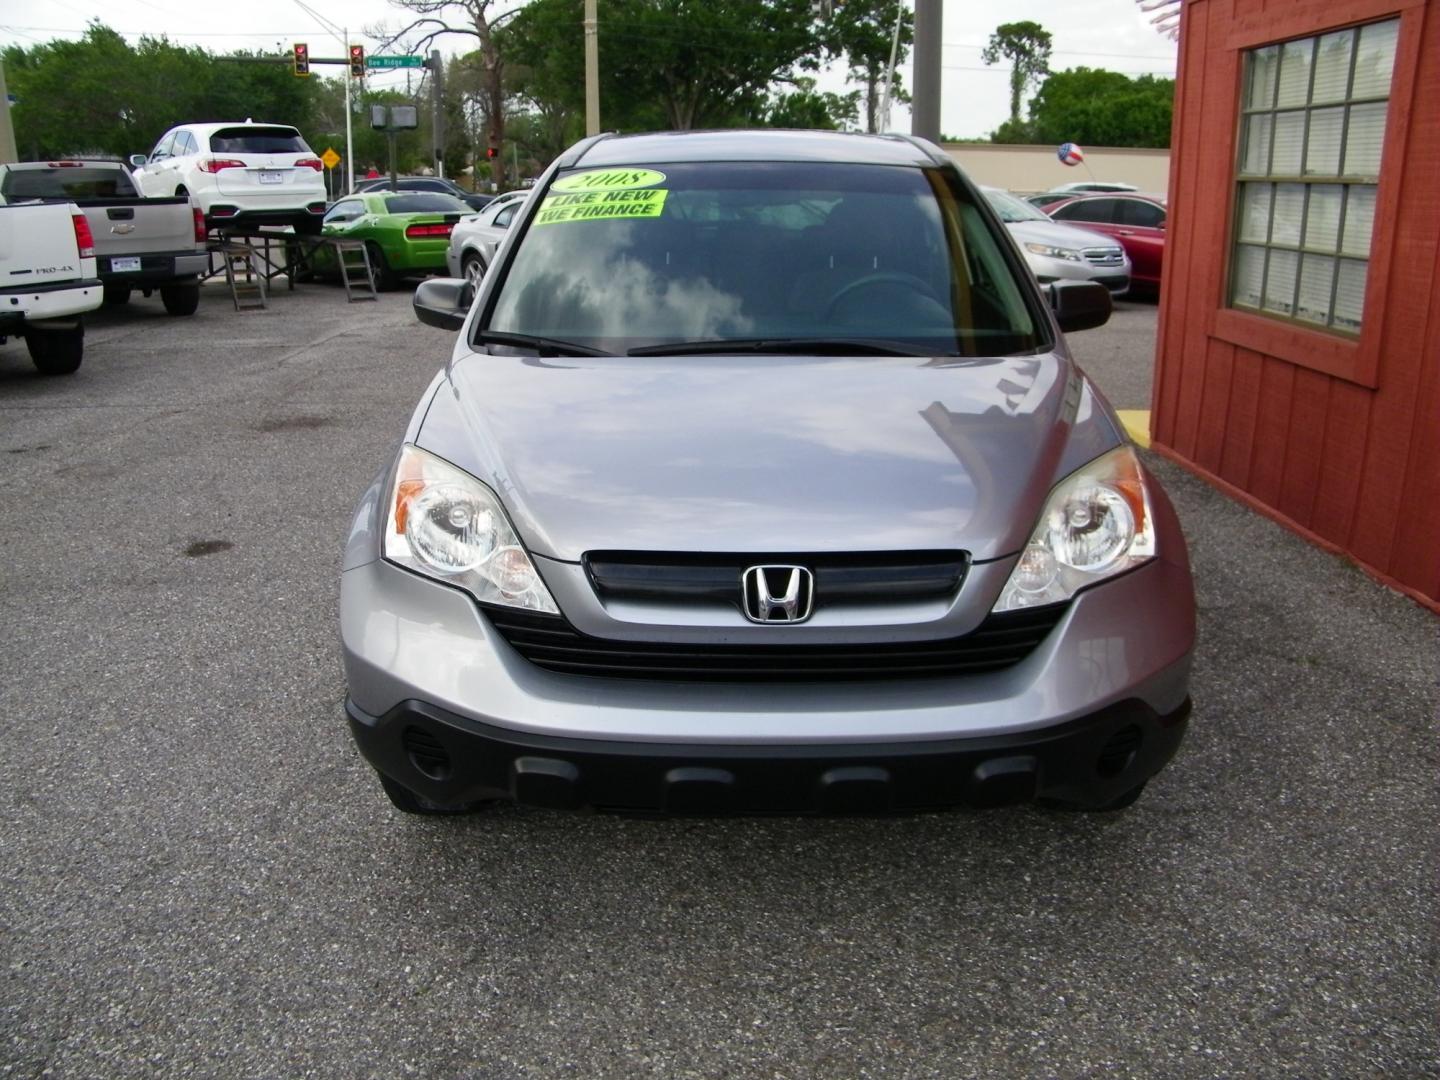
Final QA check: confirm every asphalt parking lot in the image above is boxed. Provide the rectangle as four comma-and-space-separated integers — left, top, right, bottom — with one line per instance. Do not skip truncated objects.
1, 284, 1435, 1078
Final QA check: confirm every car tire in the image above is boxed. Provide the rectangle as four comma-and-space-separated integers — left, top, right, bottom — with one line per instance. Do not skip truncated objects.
376, 772, 490, 816
366, 242, 398, 291
462, 252, 486, 291
160, 282, 201, 316
26, 325, 84, 376
102, 283, 132, 306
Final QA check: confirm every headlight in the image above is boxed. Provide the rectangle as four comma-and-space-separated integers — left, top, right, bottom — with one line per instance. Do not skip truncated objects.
993, 445, 1156, 612
384, 443, 559, 614
1024, 242, 1084, 263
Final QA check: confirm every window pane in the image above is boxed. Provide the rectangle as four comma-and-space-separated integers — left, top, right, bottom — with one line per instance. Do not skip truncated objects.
1351, 19, 1398, 98
1233, 245, 1266, 308
1304, 107, 1344, 175
1311, 30, 1354, 104
1238, 182, 1272, 242
1304, 185, 1342, 250
1276, 39, 1313, 107
1263, 249, 1298, 314
1241, 113, 1273, 174
1333, 259, 1367, 331
1271, 183, 1304, 246
1296, 255, 1335, 324
1341, 185, 1376, 255
1344, 101, 1388, 175
1272, 112, 1305, 173
1247, 45, 1280, 109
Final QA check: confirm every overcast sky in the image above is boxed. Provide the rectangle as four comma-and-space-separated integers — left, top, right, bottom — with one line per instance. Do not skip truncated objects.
0, 0, 1177, 140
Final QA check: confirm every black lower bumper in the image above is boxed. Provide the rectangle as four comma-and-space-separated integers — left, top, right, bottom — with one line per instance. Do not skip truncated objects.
346, 697, 1190, 815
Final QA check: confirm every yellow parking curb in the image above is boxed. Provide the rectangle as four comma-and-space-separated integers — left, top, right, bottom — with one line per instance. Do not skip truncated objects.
1117, 409, 1151, 448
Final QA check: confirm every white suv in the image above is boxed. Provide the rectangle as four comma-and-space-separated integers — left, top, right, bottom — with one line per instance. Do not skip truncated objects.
130, 121, 327, 233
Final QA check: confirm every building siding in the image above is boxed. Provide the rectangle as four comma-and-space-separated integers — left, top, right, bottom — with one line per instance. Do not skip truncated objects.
1152, 0, 1440, 609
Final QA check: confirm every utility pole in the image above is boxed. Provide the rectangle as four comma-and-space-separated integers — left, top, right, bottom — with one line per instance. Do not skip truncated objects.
584, 0, 600, 136
911, 0, 942, 142
430, 49, 444, 178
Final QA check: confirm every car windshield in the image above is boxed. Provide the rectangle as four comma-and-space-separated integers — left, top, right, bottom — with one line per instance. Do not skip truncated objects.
384, 193, 470, 214
485, 161, 1044, 357
2, 167, 137, 200
209, 127, 310, 154
983, 189, 1050, 223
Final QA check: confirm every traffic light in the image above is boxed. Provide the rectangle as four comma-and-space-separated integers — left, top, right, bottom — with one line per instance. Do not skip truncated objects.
349, 44, 365, 77
292, 43, 310, 77
487, 146, 498, 160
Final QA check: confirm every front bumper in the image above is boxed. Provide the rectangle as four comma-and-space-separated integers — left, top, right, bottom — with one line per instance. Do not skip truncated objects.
348, 694, 1190, 814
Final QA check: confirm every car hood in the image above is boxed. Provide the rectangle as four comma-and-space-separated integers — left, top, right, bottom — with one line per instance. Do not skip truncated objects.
416, 350, 1100, 563
1005, 219, 1120, 251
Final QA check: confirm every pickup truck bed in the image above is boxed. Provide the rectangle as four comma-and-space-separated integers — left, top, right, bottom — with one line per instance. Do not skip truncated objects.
0, 201, 102, 375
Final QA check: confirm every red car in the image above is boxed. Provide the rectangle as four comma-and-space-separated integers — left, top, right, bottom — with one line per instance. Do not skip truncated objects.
1044, 194, 1167, 296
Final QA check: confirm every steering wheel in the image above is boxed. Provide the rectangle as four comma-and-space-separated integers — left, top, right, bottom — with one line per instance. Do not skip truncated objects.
823, 271, 942, 320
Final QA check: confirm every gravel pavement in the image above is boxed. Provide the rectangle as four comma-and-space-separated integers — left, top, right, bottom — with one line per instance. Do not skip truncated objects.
1, 283, 1435, 1078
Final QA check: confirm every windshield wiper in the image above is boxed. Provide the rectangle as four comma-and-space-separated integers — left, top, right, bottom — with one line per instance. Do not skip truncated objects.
476, 330, 609, 357
627, 337, 946, 357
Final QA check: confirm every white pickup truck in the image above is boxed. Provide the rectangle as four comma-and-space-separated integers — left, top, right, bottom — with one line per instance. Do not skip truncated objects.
0, 201, 102, 375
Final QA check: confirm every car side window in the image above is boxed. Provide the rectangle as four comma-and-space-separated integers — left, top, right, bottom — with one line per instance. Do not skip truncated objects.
150, 131, 176, 162
174, 132, 196, 157
494, 205, 518, 229
324, 200, 363, 224
1121, 200, 1165, 228
1055, 198, 1118, 224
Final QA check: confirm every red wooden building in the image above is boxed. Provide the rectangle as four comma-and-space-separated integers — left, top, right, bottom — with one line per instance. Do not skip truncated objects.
1152, 0, 1439, 610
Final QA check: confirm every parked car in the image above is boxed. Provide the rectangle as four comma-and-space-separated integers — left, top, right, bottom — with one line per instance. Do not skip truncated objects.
0, 200, 102, 375
354, 176, 493, 212
0, 160, 208, 315
1044, 194, 1168, 295
982, 186, 1130, 296
340, 129, 1196, 819
444, 190, 530, 288
311, 191, 470, 289
130, 122, 328, 233
1047, 181, 1139, 195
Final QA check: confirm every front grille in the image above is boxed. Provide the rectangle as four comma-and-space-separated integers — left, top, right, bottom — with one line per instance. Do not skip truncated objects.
1082, 247, 1126, 267
586, 550, 968, 609
484, 603, 1067, 682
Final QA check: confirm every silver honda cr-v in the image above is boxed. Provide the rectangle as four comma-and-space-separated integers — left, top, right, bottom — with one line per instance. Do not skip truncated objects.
340, 130, 1195, 817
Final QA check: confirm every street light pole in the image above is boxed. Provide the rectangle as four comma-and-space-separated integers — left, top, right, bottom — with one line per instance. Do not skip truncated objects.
296, 2, 356, 192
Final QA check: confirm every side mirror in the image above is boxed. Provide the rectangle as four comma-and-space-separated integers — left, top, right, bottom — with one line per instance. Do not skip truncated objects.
1048, 280, 1112, 333
129, 154, 147, 168
413, 277, 474, 332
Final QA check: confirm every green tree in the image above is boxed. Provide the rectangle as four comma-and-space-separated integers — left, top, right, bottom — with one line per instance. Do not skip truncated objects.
500, 0, 822, 133
820, 1, 912, 133
1026, 68, 1174, 148
980, 21, 1052, 130
4, 24, 321, 161
765, 78, 859, 130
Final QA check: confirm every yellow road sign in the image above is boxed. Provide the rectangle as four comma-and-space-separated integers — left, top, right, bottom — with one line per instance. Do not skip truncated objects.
321, 147, 342, 170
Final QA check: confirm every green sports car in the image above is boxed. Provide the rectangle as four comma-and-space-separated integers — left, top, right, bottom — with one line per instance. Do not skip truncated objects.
312, 191, 472, 289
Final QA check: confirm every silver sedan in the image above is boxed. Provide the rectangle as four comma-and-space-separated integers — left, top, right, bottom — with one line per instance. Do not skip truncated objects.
444, 190, 530, 289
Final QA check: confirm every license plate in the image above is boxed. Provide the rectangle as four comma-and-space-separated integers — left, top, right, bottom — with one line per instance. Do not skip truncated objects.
258, 170, 283, 184
110, 256, 141, 272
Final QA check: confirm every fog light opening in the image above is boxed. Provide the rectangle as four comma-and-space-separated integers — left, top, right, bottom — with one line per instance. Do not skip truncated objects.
1097, 725, 1142, 778
403, 725, 452, 780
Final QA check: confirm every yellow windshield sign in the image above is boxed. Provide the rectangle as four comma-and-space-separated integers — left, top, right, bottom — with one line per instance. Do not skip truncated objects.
534, 187, 668, 225
551, 168, 666, 193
